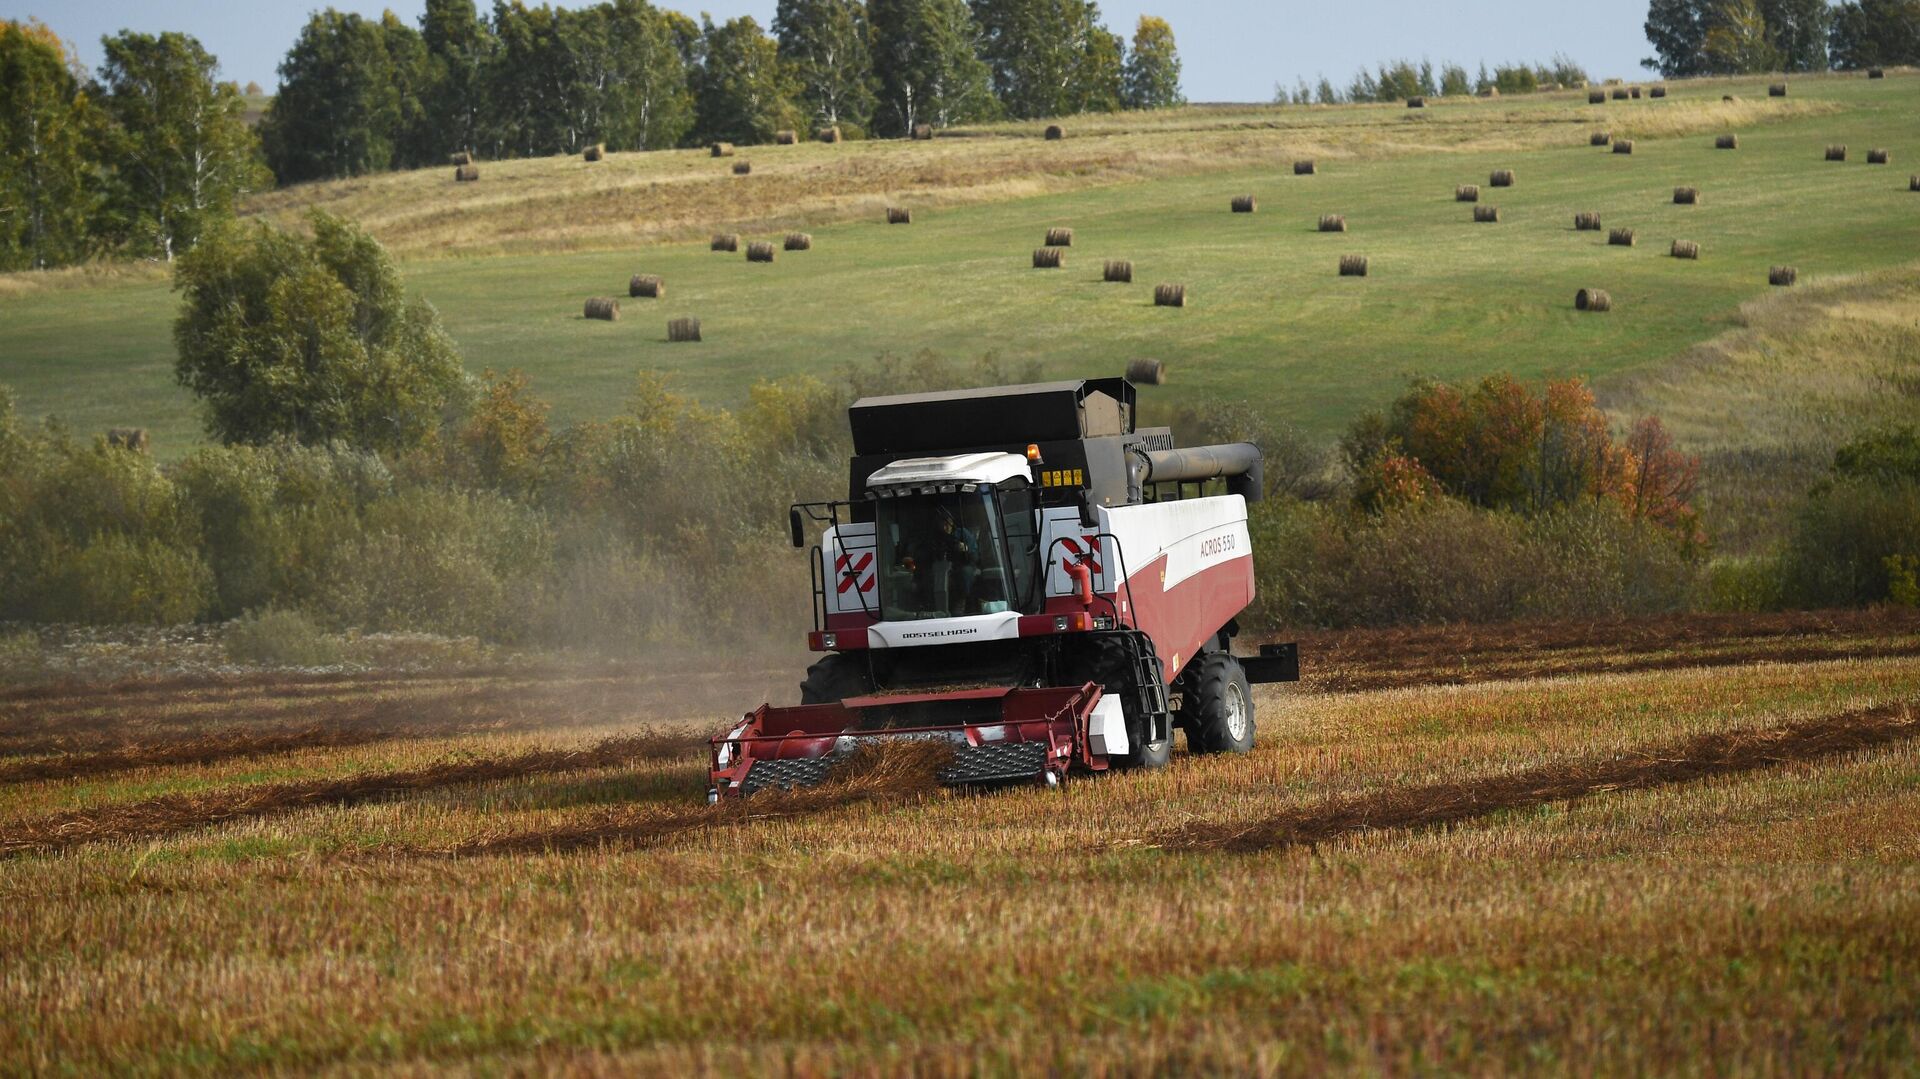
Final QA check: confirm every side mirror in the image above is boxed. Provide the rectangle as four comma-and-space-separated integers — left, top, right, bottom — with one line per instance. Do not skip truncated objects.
788, 507, 806, 549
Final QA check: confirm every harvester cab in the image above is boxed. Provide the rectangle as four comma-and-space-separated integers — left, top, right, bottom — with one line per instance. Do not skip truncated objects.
711, 377, 1299, 799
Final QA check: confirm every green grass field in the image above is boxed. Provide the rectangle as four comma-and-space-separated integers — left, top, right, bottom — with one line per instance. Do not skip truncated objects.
2, 72, 1917, 457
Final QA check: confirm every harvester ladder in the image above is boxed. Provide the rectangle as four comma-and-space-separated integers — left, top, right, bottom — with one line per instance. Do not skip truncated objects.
1115, 629, 1172, 742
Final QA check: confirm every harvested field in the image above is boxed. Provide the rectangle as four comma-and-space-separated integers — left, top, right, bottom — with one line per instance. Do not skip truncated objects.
4, 616, 1918, 1073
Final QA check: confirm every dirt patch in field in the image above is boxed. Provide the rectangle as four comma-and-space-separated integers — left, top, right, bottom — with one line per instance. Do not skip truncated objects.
1160, 700, 1919, 854
0, 732, 706, 858
444, 740, 957, 857
1295, 609, 1920, 692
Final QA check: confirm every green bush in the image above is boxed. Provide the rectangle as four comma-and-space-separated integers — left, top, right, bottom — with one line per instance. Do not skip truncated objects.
224, 607, 340, 666
36, 533, 214, 624
1777, 478, 1920, 607
173, 441, 388, 617
315, 486, 551, 639
1245, 497, 1700, 629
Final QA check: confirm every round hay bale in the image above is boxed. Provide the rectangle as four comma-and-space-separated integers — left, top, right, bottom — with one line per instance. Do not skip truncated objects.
1609, 227, 1636, 247
1125, 359, 1167, 385
1769, 83, 1788, 96
585, 143, 604, 162
105, 427, 149, 453
1716, 134, 1739, 149
1674, 186, 1700, 204
1826, 144, 1848, 161
450, 151, 472, 165
711, 233, 739, 252
1868, 148, 1890, 164
1650, 85, 1667, 98
1407, 96, 1426, 108
1032, 247, 1064, 269
1724, 94, 1736, 102
454, 164, 480, 181
732, 160, 751, 175
1575, 287, 1612, 312
1591, 131, 1613, 146
1319, 214, 1347, 232
1671, 239, 1700, 260
1769, 266, 1797, 286
584, 297, 619, 321
668, 317, 701, 342
1911, 174, 1920, 191
1103, 259, 1133, 283
1589, 89, 1607, 104
746, 241, 775, 263
775, 130, 798, 145
1294, 159, 1316, 175
912, 124, 934, 140
1339, 254, 1368, 277
1490, 168, 1515, 187
817, 126, 842, 143
1045, 227, 1074, 246
629, 274, 664, 298
710, 142, 735, 157
1613, 139, 1635, 154
886, 206, 912, 225
1611, 87, 1629, 100
1044, 124, 1064, 140
1574, 211, 1603, 231
1474, 205, 1500, 223
784, 232, 812, 251
1455, 184, 1480, 202
1869, 67, 1885, 78
1231, 195, 1257, 213
1153, 283, 1186, 306
1630, 86, 1642, 99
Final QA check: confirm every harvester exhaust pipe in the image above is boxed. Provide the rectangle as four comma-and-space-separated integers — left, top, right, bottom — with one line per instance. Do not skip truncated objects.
1129, 443, 1264, 503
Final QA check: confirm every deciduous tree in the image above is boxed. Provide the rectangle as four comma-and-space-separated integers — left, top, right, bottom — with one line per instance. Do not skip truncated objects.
172, 212, 466, 453
1121, 15, 1181, 109
870, 0, 996, 134
0, 20, 97, 270
94, 31, 268, 261
690, 15, 801, 144
774, 0, 877, 130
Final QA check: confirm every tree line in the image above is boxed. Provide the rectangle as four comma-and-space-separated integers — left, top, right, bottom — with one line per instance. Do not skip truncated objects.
0, 21, 265, 270
261, 0, 1186, 184
1642, 0, 1920, 76
1274, 56, 1592, 105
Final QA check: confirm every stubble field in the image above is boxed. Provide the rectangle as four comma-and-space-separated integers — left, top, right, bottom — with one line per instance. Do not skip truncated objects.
4, 611, 1919, 1073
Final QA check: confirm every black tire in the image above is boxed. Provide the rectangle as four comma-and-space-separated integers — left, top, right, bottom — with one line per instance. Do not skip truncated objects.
799, 652, 873, 705
1182, 653, 1254, 754
1065, 635, 1171, 770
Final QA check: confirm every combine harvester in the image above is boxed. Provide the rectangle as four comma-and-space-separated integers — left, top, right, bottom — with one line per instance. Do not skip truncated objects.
710, 377, 1298, 799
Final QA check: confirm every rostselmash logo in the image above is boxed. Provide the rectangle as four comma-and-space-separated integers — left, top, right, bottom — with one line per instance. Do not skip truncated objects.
900, 628, 977, 639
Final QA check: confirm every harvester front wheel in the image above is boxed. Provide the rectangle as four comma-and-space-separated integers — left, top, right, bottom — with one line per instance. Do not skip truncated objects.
1182, 653, 1254, 755
799, 653, 874, 705
1064, 635, 1170, 770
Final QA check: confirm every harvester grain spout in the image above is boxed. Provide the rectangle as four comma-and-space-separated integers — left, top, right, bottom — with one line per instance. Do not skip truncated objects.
710, 375, 1299, 800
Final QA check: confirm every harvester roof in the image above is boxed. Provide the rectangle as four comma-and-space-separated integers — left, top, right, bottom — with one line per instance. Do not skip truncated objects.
849, 378, 1135, 455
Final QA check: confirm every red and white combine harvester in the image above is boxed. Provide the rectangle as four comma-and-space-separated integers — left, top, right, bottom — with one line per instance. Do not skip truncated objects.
710, 377, 1298, 799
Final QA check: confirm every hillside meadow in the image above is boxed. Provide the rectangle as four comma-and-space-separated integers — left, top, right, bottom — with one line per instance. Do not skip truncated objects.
2, 71, 1916, 457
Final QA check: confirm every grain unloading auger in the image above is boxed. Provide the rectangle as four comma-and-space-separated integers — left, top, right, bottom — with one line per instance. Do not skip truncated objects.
710, 377, 1299, 799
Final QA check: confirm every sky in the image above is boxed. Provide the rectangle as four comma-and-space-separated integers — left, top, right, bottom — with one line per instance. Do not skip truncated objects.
5, 0, 1655, 104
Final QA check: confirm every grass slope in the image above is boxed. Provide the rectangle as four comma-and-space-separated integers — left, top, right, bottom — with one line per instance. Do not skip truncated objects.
1, 73, 1916, 457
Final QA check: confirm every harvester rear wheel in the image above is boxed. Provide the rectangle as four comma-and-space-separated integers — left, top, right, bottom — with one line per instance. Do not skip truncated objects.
1182, 653, 1254, 754
799, 653, 873, 705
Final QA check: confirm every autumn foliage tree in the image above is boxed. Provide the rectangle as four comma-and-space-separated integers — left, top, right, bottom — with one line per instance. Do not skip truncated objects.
1346, 375, 1702, 543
